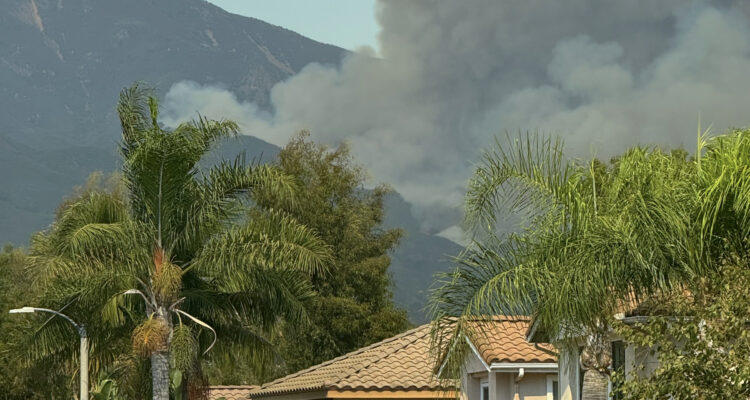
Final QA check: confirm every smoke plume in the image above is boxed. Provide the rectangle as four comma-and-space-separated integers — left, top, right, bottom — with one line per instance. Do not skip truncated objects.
162, 1, 750, 239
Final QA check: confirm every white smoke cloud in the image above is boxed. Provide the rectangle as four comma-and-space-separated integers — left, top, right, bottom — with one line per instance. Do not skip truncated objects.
162, 1, 750, 234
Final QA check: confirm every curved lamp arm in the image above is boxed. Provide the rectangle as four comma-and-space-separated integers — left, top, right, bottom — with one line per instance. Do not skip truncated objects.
9, 307, 86, 337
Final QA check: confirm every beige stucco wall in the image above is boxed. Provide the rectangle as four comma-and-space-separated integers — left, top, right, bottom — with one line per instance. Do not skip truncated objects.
516, 373, 551, 400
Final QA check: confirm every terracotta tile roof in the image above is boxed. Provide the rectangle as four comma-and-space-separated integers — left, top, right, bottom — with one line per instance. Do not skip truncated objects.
466, 317, 556, 364
249, 324, 450, 398
208, 385, 256, 400
250, 319, 553, 399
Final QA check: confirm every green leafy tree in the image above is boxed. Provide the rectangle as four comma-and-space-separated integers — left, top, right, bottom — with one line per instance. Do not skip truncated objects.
0, 246, 54, 399
430, 129, 750, 398
257, 132, 410, 374
612, 262, 750, 399
24, 85, 332, 400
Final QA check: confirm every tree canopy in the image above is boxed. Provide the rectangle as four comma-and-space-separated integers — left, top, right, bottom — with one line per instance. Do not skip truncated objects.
612, 262, 750, 399
20, 85, 332, 399
430, 129, 750, 396
258, 132, 410, 375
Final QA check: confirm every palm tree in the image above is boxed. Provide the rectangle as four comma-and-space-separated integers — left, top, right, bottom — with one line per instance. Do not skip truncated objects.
430, 130, 750, 398
27, 84, 332, 399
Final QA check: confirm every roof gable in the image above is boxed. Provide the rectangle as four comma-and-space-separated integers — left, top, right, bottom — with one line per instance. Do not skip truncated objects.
466, 318, 556, 364
250, 325, 449, 398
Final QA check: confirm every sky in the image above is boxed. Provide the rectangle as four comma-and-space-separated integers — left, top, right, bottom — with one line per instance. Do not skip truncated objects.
207, 0, 379, 51
165, 1, 750, 244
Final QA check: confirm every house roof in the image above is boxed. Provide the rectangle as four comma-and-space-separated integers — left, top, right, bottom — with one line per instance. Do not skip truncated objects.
466, 317, 556, 364
208, 385, 257, 400
250, 319, 555, 399
249, 324, 451, 399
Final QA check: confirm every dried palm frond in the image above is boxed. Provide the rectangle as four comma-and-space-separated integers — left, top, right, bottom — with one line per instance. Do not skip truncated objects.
132, 317, 169, 357
153, 260, 182, 304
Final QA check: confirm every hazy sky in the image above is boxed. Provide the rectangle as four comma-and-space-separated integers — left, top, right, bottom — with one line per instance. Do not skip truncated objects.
207, 0, 379, 51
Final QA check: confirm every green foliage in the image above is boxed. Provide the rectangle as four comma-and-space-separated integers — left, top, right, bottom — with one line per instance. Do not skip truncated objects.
170, 370, 183, 400
91, 378, 125, 400
430, 129, 750, 391
21, 84, 332, 398
612, 263, 750, 399
0, 245, 86, 399
254, 131, 410, 375
171, 324, 199, 374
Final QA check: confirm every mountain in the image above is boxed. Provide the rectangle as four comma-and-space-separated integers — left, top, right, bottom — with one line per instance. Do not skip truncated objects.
0, 0, 344, 243
0, 0, 461, 321
383, 193, 463, 323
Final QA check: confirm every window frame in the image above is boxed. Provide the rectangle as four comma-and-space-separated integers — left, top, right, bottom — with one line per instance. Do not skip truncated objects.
609, 340, 626, 400
480, 380, 489, 400
547, 374, 559, 400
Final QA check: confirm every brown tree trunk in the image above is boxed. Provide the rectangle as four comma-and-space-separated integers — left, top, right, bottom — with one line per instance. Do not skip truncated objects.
580, 331, 612, 400
581, 369, 609, 400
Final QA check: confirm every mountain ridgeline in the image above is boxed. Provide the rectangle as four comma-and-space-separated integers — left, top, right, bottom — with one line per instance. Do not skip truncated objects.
0, 0, 461, 321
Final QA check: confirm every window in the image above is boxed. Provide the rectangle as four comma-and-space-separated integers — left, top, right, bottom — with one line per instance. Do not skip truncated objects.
611, 341, 626, 400
612, 340, 626, 371
547, 375, 559, 400
480, 381, 489, 400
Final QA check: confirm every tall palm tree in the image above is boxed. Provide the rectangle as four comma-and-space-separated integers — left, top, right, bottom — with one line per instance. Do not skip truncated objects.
27, 84, 332, 399
430, 130, 750, 398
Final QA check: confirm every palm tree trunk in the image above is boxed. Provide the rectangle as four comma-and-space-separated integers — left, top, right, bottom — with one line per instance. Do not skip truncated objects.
580, 369, 609, 400
151, 309, 172, 400
151, 351, 170, 400
579, 333, 612, 400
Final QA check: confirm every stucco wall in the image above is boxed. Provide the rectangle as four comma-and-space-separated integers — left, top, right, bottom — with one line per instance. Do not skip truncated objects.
515, 373, 552, 400
464, 371, 554, 400
557, 346, 581, 400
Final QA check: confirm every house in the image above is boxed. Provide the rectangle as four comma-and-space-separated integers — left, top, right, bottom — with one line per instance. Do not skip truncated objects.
245, 318, 557, 400
455, 318, 558, 400
525, 301, 661, 400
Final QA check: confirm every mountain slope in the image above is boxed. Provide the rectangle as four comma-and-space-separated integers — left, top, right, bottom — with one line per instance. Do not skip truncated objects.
383, 193, 463, 323
0, 0, 461, 321
0, 0, 345, 243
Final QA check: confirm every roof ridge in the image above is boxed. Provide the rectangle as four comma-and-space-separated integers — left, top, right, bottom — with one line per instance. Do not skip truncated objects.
257, 324, 430, 390
332, 325, 430, 386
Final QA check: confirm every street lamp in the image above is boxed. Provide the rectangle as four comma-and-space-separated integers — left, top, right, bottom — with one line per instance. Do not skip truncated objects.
9, 307, 89, 400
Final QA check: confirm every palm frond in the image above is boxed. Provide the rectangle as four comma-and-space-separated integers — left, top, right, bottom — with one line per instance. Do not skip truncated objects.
118, 83, 155, 158
193, 208, 331, 285
466, 133, 584, 235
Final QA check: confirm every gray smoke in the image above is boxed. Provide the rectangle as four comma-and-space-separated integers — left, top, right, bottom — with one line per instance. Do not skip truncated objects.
162, 1, 750, 241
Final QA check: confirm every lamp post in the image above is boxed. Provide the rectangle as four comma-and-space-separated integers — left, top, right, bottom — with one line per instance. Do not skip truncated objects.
9, 307, 88, 400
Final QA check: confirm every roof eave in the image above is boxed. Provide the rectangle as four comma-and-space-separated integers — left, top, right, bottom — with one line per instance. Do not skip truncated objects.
250, 388, 457, 400
488, 362, 558, 373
